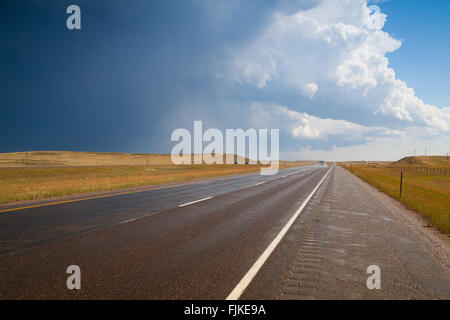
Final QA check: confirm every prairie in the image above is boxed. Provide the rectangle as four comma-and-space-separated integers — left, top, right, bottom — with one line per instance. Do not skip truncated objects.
0, 151, 315, 205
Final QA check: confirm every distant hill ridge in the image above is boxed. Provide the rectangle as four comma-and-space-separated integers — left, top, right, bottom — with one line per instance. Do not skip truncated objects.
0, 151, 249, 167
0, 151, 312, 168
393, 156, 450, 168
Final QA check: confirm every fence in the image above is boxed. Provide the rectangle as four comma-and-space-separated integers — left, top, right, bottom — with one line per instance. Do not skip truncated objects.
394, 166, 450, 175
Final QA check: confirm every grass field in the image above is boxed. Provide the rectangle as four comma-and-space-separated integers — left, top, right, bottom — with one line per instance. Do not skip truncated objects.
341, 156, 450, 234
0, 151, 180, 167
0, 151, 315, 205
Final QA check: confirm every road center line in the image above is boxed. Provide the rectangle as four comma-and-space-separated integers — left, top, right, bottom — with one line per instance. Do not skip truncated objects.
1, 166, 313, 214
226, 166, 333, 300
178, 196, 213, 207
117, 217, 139, 225
253, 181, 265, 186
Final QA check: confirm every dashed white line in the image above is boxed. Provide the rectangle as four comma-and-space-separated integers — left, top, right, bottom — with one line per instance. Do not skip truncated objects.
226, 166, 333, 300
253, 181, 266, 186
117, 217, 139, 225
178, 196, 213, 207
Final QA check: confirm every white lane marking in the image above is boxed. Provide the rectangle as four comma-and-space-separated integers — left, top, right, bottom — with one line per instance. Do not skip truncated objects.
119, 167, 314, 225
117, 218, 139, 225
226, 166, 333, 300
178, 196, 213, 207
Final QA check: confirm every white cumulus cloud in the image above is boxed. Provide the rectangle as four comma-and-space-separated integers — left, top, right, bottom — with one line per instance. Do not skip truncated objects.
247, 102, 403, 145
302, 82, 318, 98
229, 0, 450, 136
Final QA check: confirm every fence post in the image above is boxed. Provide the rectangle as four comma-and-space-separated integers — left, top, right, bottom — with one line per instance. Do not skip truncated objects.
399, 169, 403, 198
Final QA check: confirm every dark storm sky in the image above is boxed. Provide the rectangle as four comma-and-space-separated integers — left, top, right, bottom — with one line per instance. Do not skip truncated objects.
1, 0, 448, 159
0, 0, 284, 153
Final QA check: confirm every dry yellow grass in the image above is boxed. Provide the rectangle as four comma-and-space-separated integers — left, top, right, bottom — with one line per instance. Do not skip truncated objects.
0, 151, 315, 205
341, 158, 450, 234
0, 151, 307, 167
0, 151, 177, 167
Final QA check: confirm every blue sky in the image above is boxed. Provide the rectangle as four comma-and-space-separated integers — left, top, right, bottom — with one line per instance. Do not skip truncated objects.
380, 0, 450, 108
0, 0, 449, 160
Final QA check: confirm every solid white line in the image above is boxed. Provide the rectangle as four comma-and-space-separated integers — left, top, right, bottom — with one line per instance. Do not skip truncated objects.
226, 166, 333, 300
178, 196, 213, 207
253, 181, 265, 186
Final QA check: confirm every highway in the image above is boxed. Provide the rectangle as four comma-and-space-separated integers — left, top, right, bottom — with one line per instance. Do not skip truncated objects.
0, 165, 331, 299
1, 164, 449, 299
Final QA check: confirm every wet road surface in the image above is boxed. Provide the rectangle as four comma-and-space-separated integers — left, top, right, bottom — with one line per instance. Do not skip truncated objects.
1, 165, 449, 299
0, 165, 329, 299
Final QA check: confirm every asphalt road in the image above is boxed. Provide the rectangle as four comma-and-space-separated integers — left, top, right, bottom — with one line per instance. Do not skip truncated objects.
1, 164, 449, 299
0, 165, 330, 299
242, 166, 450, 299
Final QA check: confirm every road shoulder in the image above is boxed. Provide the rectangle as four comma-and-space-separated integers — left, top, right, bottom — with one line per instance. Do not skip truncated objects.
343, 166, 450, 267
243, 166, 450, 299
